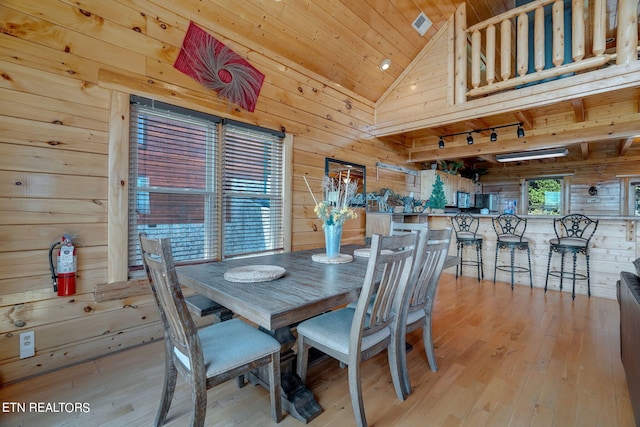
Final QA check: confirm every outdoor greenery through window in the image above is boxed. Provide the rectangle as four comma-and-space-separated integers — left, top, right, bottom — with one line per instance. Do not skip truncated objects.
128, 96, 285, 269
527, 178, 562, 215
632, 182, 640, 216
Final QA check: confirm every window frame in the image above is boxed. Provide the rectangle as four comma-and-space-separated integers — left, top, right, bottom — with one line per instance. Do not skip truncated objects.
122, 95, 289, 276
525, 177, 564, 215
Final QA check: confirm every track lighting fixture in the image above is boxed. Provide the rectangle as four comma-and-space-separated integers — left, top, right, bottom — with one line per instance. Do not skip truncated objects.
438, 122, 524, 146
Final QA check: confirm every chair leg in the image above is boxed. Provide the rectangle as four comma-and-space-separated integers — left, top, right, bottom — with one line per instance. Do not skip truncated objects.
155, 342, 178, 427
348, 361, 367, 427
559, 251, 566, 292
388, 330, 408, 401
268, 353, 283, 423
493, 245, 499, 285
586, 252, 591, 297
479, 242, 484, 279
571, 251, 578, 300
475, 243, 481, 281
527, 246, 533, 288
190, 372, 207, 427
456, 242, 461, 278
510, 246, 516, 290
544, 248, 553, 293
423, 315, 437, 372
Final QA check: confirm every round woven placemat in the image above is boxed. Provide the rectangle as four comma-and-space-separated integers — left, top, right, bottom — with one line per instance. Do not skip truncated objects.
224, 265, 286, 283
311, 253, 353, 264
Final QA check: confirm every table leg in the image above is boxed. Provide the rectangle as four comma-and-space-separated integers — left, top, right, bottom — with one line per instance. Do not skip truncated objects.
249, 326, 323, 424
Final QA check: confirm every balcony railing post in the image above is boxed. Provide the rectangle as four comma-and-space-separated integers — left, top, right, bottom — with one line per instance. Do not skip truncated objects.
552, 0, 565, 67
455, 3, 468, 104
517, 12, 529, 76
572, 0, 585, 61
534, 7, 546, 71
486, 24, 496, 85
616, 0, 639, 64
501, 19, 512, 81
592, 0, 606, 55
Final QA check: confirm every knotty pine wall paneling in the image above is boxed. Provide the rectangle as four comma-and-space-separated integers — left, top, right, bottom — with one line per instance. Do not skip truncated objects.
0, 0, 413, 384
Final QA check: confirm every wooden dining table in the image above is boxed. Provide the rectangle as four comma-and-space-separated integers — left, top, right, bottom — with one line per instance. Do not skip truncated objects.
177, 244, 370, 423
177, 244, 458, 423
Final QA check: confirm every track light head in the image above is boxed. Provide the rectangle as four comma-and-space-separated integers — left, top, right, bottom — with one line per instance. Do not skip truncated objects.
490, 129, 497, 142
466, 133, 474, 145
438, 138, 445, 149
517, 124, 525, 138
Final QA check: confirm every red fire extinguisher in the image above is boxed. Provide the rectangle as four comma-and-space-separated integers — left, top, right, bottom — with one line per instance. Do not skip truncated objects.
49, 234, 77, 297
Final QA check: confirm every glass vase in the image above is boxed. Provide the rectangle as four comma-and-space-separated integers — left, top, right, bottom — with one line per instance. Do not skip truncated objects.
324, 223, 343, 258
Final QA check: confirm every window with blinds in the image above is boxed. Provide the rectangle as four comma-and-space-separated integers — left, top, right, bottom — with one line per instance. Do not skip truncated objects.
128, 97, 285, 270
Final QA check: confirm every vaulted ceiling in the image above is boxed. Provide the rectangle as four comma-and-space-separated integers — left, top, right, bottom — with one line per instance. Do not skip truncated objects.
197, 0, 635, 167
198, 0, 518, 103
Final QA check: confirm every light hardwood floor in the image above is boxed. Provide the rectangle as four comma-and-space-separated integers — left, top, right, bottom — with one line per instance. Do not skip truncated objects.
0, 273, 635, 427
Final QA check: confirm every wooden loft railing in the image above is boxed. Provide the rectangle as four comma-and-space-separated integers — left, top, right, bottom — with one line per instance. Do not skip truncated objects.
454, 0, 639, 103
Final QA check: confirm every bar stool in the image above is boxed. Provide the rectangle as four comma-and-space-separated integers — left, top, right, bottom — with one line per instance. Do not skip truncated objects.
492, 214, 533, 290
545, 214, 598, 299
451, 213, 484, 281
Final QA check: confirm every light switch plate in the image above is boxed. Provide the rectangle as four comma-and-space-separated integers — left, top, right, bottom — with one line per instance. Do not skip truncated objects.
20, 331, 35, 359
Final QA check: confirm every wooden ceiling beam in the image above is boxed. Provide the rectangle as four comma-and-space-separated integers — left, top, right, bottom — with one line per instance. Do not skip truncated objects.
477, 154, 499, 164
464, 119, 492, 136
581, 142, 590, 159
572, 98, 586, 121
514, 110, 534, 129
619, 137, 634, 155
407, 112, 640, 163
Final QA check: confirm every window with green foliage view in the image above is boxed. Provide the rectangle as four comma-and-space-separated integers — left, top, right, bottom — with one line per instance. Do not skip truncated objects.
527, 178, 562, 215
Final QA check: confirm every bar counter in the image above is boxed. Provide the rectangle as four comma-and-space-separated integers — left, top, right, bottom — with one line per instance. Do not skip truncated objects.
422, 213, 639, 300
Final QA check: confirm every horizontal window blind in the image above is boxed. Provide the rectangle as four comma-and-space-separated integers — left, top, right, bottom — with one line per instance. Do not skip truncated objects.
222, 124, 284, 257
129, 103, 218, 267
128, 97, 285, 270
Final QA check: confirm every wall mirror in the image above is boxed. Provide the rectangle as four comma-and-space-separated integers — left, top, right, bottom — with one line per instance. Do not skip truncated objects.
325, 158, 366, 206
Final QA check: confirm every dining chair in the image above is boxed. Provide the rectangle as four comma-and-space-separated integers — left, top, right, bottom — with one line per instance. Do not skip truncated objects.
296, 232, 417, 427
390, 220, 429, 236
400, 227, 453, 392
374, 223, 453, 390
139, 234, 283, 426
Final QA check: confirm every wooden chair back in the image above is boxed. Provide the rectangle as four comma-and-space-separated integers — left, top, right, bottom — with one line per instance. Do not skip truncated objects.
350, 233, 416, 360
408, 228, 453, 315
139, 234, 203, 378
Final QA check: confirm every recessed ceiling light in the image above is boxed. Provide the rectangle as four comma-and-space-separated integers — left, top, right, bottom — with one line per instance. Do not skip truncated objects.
379, 59, 391, 71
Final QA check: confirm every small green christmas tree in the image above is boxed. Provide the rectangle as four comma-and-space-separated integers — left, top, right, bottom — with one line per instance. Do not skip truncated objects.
429, 174, 447, 210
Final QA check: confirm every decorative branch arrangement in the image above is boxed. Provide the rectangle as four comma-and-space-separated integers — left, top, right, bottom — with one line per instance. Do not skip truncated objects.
303, 174, 358, 226
174, 22, 265, 112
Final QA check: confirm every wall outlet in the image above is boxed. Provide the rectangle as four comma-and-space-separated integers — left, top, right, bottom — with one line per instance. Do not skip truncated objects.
20, 331, 35, 359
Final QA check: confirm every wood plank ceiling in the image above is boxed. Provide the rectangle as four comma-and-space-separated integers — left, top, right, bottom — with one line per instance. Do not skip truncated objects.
197, 0, 515, 104
190, 0, 633, 167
